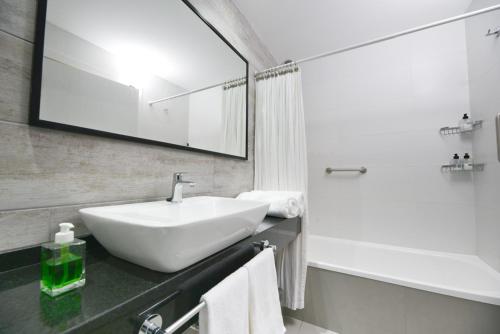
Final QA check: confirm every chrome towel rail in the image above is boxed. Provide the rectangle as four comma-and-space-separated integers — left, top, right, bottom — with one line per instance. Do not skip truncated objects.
326, 167, 367, 174
139, 240, 277, 334
164, 301, 206, 334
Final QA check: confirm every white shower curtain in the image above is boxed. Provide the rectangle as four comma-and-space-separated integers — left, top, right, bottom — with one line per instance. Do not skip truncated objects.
255, 66, 308, 310
221, 83, 246, 156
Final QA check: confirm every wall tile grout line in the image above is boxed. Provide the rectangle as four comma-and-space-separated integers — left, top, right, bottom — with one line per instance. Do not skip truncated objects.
0, 197, 166, 214
0, 119, 29, 127
0, 27, 34, 44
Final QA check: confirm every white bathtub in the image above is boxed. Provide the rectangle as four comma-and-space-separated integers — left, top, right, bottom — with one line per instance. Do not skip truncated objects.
308, 235, 500, 306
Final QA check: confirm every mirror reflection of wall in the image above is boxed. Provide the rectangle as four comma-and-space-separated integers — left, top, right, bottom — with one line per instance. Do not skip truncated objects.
37, 0, 248, 158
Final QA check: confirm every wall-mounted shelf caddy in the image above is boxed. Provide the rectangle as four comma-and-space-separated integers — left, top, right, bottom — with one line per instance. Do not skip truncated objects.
439, 121, 483, 135
441, 163, 485, 173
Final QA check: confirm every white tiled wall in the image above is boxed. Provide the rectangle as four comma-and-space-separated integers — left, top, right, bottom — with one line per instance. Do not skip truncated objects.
304, 21, 477, 253
466, 0, 500, 271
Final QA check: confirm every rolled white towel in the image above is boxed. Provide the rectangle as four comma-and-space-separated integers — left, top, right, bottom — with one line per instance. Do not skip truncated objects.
236, 191, 304, 219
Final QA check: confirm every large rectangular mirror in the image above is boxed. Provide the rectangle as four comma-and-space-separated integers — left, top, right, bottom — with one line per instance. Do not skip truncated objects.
30, 0, 248, 159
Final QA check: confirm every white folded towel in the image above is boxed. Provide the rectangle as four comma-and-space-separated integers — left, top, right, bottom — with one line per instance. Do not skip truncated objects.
199, 268, 250, 334
244, 249, 286, 334
237, 191, 304, 219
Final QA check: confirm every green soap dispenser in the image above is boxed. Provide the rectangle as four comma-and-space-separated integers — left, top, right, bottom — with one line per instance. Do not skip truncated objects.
40, 223, 86, 297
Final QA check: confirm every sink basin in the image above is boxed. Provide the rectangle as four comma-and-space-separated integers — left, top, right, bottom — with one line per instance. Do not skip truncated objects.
79, 196, 269, 272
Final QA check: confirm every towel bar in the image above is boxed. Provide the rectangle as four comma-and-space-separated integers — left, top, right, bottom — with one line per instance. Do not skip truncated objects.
138, 240, 277, 334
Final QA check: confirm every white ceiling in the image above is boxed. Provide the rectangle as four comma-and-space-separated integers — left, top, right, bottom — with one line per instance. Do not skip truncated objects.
233, 0, 474, 63
47, 0, 247, 90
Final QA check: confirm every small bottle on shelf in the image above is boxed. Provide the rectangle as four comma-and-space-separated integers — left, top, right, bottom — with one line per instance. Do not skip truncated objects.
459, 114, 474, 132
450, 153, 461, 170
463, 153, 473, 171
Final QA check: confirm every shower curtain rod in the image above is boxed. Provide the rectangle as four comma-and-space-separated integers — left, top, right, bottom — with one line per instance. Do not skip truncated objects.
149, 81, 226, 105
255, 4, 500, 76
149, 5, 500, 103
148, 77, 246, 105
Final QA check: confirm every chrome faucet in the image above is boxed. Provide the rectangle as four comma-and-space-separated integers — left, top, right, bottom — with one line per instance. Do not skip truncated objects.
167, 172, 196, 203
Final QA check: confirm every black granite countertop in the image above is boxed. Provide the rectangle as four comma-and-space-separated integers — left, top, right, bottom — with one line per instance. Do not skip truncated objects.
0, 217, 300, 334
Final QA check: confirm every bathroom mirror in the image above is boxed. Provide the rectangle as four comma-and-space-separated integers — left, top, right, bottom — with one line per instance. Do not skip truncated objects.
30, 0, 248, 159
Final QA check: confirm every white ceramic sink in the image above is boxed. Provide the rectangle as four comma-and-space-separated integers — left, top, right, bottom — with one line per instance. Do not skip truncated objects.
79, 196, 269, 272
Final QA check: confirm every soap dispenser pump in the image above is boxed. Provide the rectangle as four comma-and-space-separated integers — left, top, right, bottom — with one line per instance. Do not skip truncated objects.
41, 223, 86, 297
459, 113, 474, 132
451, 153, 461, 168
463, 153, 474, 171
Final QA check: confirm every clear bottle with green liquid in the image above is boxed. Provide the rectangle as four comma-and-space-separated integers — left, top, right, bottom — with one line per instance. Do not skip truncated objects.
40, 223, 86, 297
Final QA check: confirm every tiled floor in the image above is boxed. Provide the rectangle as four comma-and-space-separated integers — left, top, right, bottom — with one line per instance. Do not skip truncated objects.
182, 317, 337, 334
284, 316, 338, 334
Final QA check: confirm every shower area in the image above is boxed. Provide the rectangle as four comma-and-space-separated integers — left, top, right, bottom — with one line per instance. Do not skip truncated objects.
286, 1, 500, 332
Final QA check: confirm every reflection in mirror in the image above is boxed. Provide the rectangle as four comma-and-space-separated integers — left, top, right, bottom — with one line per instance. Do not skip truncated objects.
35, 0, 248, 158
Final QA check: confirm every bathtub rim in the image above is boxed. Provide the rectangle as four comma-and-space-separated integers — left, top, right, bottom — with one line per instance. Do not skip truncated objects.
308, 235, 500, 306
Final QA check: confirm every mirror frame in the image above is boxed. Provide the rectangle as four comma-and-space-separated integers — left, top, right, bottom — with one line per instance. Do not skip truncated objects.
29, 0, 249, 160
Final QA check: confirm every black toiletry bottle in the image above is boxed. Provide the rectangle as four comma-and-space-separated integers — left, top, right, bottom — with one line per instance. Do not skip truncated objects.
460, 114, 473, 131
463, 153, 473, 170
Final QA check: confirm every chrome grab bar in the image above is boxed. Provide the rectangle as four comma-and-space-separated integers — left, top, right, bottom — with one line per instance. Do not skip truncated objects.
496, 114, 500, 162
139, 240, 277, 334
326, 167, 367, 174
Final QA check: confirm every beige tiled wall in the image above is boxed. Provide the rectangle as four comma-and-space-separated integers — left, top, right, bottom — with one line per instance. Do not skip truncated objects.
0, 0, 276, 252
